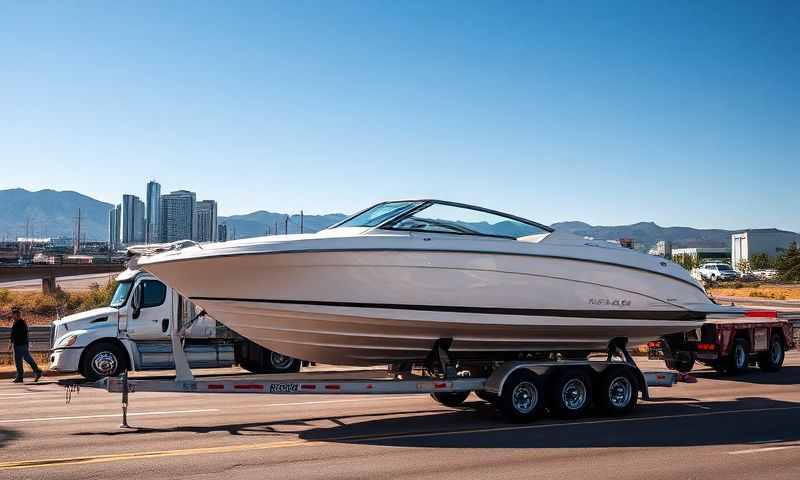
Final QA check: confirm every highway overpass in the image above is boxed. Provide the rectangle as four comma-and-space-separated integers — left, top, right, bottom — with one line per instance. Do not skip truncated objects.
0, 264, 125, 293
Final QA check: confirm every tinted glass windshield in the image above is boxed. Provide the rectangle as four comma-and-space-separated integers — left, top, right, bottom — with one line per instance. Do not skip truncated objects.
335, 201, 422, 228
718, 264, 734, 271
109, 281, 132, 308
390, 202, 549, 239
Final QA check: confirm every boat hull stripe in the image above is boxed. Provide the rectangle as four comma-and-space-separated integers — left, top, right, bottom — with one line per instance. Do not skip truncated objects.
189, 297, 705, 321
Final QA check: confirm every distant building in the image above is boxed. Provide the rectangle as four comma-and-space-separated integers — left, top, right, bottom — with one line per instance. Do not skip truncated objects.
121, 194, 145, 245
731, 229, 800, 271
192, 200, 218, 243
108, 204, 121, 250
145, 180, 161, 244
650, 240, 672, 258
671, 247, 730, 264
160, 190, 196, 242
217, 223, 228, 242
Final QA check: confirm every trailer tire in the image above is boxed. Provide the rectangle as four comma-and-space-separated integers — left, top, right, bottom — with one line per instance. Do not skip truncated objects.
81, 342, 126, 380
596, 366, 638, 416
665, 354, 695, 373
725, 338, 750, 374
549, 368, 593, 418
758, 334, 784, 372
499, 370, 544, 423
430, 391, 471, 407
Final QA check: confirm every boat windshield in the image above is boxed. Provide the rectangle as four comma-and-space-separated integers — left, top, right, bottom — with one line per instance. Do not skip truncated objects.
332, 200, 551, 239
334, 201, 423, 228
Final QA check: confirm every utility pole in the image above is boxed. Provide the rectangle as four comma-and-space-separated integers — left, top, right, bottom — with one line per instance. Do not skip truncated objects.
300, 210, 304, 234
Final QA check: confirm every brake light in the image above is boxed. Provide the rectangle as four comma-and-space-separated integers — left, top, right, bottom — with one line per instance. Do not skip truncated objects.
696, 343, 716, 351
647, 341, 662, 349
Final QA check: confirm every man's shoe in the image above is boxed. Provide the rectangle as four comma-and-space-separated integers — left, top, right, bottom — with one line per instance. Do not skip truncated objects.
34, 371, 42, 382
11, 378, 23, 383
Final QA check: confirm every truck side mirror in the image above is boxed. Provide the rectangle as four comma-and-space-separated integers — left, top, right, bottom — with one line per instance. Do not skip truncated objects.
132, 284, 143, 319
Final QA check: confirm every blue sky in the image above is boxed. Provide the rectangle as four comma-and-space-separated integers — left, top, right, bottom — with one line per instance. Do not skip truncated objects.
1, 1, 798, 230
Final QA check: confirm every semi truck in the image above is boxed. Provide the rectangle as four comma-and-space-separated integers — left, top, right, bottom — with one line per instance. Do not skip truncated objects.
49, 268, 302, 379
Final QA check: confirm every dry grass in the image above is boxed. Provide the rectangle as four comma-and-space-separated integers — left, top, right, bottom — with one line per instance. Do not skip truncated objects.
0, 280, 117, 327
708, 283, 800, 301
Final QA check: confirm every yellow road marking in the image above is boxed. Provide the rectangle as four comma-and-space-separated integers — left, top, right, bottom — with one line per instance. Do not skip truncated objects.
2, 405, 799, 470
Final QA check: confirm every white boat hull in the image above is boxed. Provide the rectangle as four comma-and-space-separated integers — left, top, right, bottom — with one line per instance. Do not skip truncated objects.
143, 249, 712, 366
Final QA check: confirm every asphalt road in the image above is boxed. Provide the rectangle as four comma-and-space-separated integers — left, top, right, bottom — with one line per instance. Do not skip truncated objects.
1, 356, 799, 480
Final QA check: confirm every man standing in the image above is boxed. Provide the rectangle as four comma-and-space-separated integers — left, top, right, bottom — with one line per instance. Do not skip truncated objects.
10, 307, 42, 383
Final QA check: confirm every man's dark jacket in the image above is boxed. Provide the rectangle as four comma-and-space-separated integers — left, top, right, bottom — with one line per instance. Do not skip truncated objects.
11, 319, 29, 346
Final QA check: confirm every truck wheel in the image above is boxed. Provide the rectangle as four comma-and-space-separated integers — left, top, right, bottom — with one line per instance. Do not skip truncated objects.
81, 342, 126, 380
596, 366, 638, 416
725, 338, 750, 374
430, 391, 470, 407
266, 351, 301, 373
499, 370, 544, 423
758, 335, 784, 372
549, 368, 593, 418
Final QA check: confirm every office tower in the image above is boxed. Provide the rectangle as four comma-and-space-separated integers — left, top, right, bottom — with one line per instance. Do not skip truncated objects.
217, 223, 228, 242
121, 194, 145, 245
146, 180, 161, 244
160, 190, 196, 242
108, 204, 121, 250
192, 200, 218, 243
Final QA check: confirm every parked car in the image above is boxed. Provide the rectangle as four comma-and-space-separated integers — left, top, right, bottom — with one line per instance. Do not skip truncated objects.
697, 263, 739, 282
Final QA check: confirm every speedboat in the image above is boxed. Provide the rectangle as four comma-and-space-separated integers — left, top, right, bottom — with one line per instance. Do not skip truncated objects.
137, 199, 742, 366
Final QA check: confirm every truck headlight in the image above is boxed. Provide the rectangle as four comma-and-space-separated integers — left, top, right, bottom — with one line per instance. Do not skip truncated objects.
58, 335, 78, 347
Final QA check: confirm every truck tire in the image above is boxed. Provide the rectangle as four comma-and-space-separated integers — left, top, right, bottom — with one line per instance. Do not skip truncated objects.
475, 389, 500, 405
430, 391, 470, 407
237, 343, 301, 374
499, 369, 544, 423
725, 338, 750, 374
549, 368, 593, 418
81, 342, 126, 380
758, 334, 785, 372
596, 366, 638, 416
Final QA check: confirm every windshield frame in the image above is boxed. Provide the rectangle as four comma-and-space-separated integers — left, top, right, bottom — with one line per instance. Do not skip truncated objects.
109, 280, 134, 308
331, 199, 553, 239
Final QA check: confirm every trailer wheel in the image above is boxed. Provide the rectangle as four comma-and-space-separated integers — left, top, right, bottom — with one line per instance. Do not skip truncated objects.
430, 391, 471, 407
499, 370, 544, 423
549, 368, 593, 418
758, 335, 784, 372
81, 342, 126, 380
596, 366, 638, 416
725, 338, 750, 374
665, 354, 695, 373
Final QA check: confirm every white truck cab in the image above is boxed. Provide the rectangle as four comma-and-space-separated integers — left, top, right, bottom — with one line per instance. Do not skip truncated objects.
50, 268, 301, 379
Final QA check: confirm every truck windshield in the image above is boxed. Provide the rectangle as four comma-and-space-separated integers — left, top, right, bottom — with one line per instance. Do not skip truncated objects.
109, 281, 133, 308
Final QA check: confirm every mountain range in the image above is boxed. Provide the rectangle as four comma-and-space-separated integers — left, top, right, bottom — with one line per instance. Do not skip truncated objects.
1, 188, 796, 249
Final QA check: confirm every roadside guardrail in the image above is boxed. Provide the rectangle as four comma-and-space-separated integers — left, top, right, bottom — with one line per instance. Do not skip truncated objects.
0, 326, 51, 353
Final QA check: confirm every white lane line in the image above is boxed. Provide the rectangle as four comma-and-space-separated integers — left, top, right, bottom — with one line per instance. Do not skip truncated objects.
728, 444, 800, 455
0, 409, 220, 424
684, 403, 712, 410
263, 395, 424, 407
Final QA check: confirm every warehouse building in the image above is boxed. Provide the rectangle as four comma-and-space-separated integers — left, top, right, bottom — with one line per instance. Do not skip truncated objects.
731, 229, 800, 271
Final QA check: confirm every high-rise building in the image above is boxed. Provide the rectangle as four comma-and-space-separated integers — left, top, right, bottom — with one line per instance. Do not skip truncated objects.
160, 190, 196, 242
121, 194, 145, 245
108, 204, 121, 250
217, 223, 228, 242
192, 200, 218, 243
145, 180, 161, 244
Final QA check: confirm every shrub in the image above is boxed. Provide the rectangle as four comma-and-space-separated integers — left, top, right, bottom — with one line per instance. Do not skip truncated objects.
750, 252, 773, 270
776, 242, 800, 282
